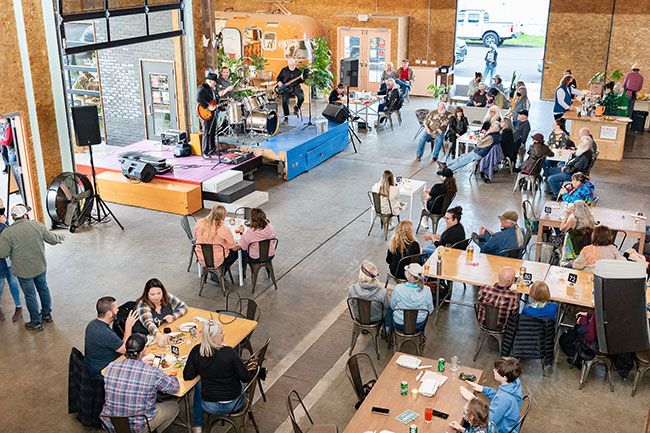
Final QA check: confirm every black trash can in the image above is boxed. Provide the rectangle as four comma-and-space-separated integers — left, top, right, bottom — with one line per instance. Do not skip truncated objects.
631, 110, 648, 133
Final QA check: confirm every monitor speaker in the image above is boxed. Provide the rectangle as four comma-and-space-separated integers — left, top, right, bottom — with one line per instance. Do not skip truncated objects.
340, 57, 359, 87
593, 260, 650, 354
71, 105, 102, 146
121, 160, 157, 183
322, 104, 348, 124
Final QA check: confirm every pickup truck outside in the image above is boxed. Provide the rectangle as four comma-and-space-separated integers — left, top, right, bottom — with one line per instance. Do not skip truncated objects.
456, 9, 520, 47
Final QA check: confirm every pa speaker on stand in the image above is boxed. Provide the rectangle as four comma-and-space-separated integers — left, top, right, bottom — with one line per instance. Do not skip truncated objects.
71, 105, 124, 230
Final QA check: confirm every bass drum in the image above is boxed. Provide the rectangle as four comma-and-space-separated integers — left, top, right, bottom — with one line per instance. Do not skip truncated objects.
247, 110, 279, 136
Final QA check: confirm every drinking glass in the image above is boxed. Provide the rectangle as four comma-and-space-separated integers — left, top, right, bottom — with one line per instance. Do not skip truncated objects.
424, 407, 433, 423
450, 355, 460, 372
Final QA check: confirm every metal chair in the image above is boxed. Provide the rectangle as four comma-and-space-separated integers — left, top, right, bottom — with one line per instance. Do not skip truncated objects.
181, 214, 197, 272
473, 302, 506, 361
207, 417, 240, 433
218, 292, 261, 356
578, 353, 615, 392
367, 191, 400, 241
498, 246, 526, 259
287, 390, 339, 433
385, 253, 425, 288
391, 309, 430, 355
346, 353, 379, 409
250, 338, 271, 402
100, 415, 152, 433
247, 238, 279, 293
513, 157, 544, 196
632, 350, 650, 397
584, 150, 599, 176
413, 109, 429, 140
347, 298, 385, 360
196, 243, 235, 296
505, 395, 532, 433
609, 229, 628, 251
206, 367, 261, 433
526, 242, 558, 265
416, 192, 456, 234
235, 207, 253, 221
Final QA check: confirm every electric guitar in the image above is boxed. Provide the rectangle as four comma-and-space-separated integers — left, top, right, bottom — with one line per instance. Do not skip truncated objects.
274, 69, 311, 95
196, 100, 227, 121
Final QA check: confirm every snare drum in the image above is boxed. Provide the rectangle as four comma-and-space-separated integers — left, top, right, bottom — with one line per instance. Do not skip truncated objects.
227, 102, 245, 125
242, 95, 260, 113
247, 110, 279, 136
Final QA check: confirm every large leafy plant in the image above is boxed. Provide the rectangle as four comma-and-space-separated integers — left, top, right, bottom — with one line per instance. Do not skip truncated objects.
305, 36, 333, 91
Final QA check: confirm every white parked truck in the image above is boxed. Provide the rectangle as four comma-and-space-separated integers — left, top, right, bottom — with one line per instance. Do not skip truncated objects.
456, 9, 520, 47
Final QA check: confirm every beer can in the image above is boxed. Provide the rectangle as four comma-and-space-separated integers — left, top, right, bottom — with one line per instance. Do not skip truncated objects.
409, 425, 418, 433
437, 358, 445, 372
400, 381, 408, 396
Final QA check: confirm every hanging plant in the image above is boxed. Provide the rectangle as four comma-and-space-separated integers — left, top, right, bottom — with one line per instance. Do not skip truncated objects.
305, 36, 334, 92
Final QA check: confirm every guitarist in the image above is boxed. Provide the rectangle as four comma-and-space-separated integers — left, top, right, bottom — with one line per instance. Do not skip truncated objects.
276, 59, 305, 124
196, 72, 219, 158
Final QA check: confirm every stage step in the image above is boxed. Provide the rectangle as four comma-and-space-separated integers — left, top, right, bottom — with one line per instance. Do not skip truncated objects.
204, 190, 269, 213
202, 170, 243, 194
212, 180, 255, 203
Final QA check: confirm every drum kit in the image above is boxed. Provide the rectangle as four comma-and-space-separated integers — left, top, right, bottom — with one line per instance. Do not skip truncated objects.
221, 88, 279, 137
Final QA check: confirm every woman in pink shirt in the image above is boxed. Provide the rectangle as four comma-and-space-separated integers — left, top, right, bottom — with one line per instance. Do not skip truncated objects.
194, 205, 239, 270
239, 208, 277, 264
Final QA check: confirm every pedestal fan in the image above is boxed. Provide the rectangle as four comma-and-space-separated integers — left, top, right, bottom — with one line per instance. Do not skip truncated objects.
46, 172, 94, 232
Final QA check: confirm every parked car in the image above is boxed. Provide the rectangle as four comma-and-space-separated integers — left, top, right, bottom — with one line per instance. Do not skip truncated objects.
537, 58, 544, 74
456, 9, 520, 47
455, 38, 468, 64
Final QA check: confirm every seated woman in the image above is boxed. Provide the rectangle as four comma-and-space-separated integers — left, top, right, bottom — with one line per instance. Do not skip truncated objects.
135, 278, 188, 346
388, 263, 433, 332
194, 205, 240, 271
372, 170, 403, 216
378, 79, 401, 115
469, 83, 488, 107
499, 117, 516, 165
378, 62, 397, 95
569, 225, 625, 272
328, 83, 345, 105
521, 281, 558, 320
481, 105, 502, 131
560, 172, 595, 205
183, 320, 256, 433
509, 86, 530, 125
420, 167, 457, 229
386, 220, 420, 280
488, 87, 508, 109
449, 395, 491, 433
520, 133, 553, 175
239, 208, 276, 266
446, 107, 469, 157
347, 260, 389, 323
422, 206, 467, 258
560, 200, 595, 263
438, 121, 501, 173
547, 118, 573, 149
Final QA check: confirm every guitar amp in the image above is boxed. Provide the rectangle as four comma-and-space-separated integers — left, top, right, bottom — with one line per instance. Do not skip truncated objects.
160, 130, 188, 147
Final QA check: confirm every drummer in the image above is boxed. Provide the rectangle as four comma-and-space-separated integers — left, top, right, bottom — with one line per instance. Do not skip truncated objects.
217, 66, 235, 100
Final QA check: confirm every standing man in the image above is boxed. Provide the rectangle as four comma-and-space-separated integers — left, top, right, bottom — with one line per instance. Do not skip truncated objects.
196, 72, 220, 159
0, 199, 21, 322
84, 297, 138, 376
483, 44, 498, 83
0, 204, 63, 331
216, 66, 235, 101
416, 102, 452, 162
623, 63, 644, 117
276, 59, 305, 124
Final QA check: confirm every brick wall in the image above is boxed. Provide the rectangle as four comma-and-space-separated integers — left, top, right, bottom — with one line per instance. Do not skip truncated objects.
96, 13, 175, 147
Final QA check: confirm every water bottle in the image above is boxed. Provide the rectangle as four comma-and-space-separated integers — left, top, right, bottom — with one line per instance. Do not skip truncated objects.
436, 253, 443, 275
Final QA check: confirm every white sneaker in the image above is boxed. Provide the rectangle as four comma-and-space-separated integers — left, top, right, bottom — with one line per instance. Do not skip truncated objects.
419, 217, 429, 229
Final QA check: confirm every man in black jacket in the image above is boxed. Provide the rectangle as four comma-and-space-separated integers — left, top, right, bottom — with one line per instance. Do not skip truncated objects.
276, 59, 304, 123
513, 109, 531, 151
196, 72, 219, 158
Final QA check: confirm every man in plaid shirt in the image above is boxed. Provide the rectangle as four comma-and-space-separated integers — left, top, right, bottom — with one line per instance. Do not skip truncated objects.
416, 101, 452, 162
101, 334, 180, 433
477, 267, 520, 329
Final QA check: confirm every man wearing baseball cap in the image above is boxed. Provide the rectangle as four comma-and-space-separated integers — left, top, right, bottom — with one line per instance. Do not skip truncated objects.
0, 204, 64, 331
474, 210, 525, 257
513, 109, 530, 156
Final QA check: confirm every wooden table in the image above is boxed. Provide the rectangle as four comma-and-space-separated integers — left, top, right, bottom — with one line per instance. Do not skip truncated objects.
342, 352, 483, 433
564, 110, 629, 161
103, 307, 257, 433
536, 200, 646, 260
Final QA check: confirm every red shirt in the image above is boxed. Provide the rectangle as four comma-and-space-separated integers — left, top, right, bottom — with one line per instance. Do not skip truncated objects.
398, 68, 410, 81
0, 123, 13, 147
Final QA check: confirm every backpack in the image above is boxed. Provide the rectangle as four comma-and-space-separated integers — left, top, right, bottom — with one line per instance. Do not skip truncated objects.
559, 324, 596, 368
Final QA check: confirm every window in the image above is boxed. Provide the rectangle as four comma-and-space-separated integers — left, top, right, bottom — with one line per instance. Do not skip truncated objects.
221, 27, 242, 59
262, 32, 276, 51
284, 39, 310, 60
457, 12, 465, 23
483, 13, 490, 22
468, 13, 480, 23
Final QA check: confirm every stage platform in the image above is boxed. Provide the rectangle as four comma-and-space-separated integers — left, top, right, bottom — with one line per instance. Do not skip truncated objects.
219, 117, 349, 180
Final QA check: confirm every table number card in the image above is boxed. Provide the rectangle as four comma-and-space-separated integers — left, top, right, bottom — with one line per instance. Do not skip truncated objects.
396, 409, 419, 424
171, 345, 180, 356
567, 273, 578, 284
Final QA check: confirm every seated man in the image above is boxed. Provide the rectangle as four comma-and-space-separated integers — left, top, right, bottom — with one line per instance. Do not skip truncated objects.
378, 79, 401, 115
84, 296, 138, 376
513, 109, 531, 154
101, 334, 180, 433
475, 211, 525, 257
462, 357, 523, 433
416, 102, 452, 162
437, 121, 501, 172
476, 267, 520, 330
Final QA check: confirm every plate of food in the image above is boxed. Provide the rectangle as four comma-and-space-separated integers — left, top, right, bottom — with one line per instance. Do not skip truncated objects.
179, 322, 198, 332
168, 332, 185, 345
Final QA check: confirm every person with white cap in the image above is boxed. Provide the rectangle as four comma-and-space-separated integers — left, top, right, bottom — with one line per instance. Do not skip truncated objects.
623, 63, 644, 117
474, 210, 525, 258
0, 199, 22, 322
0, 204, 64, 331
387, 263, 433, 333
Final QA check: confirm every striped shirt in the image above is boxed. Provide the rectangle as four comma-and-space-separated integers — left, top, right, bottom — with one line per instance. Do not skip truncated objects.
101, 359, 180, 433
135, 294, 188, 335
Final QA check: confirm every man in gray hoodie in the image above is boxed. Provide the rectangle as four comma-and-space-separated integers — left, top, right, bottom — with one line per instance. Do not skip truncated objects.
347, 260, 389, 323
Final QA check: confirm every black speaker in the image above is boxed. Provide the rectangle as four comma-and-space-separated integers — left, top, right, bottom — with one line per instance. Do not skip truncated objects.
593, 260, 650, 354
121, 160, 157, 183
322, 104, 348, 124
340, 57, 359, 87
71, 105, 102, 146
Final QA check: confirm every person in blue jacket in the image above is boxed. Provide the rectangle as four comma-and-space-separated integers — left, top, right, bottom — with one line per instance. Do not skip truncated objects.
475, 211, 525, 258
386, 263, 433, 333
462, 357, 523, 433
521, 281, 558, 320
0, 199, 22, 322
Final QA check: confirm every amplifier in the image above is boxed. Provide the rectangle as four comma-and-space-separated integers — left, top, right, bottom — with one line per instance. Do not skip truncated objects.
221, 149, 255, 165
121, 160, 157, 183
118, 151, 172, 174
160, 130, 188, 147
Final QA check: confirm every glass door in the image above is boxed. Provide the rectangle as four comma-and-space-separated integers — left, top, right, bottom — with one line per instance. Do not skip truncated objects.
337, 28, 391, 92
141, 60, 177, 140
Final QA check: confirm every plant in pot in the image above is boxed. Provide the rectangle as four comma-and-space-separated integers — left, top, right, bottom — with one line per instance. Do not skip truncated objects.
305, 36, 333, 98
427, 83, 449, 101
508, 70, 518, 98
250, 54, 268, 79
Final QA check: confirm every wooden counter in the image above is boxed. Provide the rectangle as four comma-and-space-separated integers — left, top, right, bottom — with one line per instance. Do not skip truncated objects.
563, 110, 629, 161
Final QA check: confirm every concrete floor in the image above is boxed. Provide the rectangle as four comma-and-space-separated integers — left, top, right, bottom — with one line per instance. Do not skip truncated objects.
0, 96, 649, 433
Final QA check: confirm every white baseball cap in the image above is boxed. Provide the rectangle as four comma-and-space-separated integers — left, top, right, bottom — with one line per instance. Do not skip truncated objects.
10, 204, 31, 219
404, 263, 424, 278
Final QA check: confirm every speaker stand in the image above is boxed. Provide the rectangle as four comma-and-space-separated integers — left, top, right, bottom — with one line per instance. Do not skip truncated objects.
346, 87, 360, 153
87, 144, 124, 230
301, 84, 316, 131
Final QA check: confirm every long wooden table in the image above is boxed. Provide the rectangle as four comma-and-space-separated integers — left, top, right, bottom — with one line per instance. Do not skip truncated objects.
103, 306, 257, 433
343, 352, 483, 433
536, 201, 646, 260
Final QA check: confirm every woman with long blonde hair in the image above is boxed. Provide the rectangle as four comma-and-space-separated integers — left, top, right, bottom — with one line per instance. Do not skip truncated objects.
194, 205, 240, 272
372, 170, 404, 216
560, 200, 595, 263
386, 220, 420, 280
183, 320, 257, 433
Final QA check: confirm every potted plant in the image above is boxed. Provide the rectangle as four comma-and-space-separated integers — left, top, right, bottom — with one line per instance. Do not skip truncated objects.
249, 54, 268, 78
426, 83, 449, 101
304, 36, 333, 98
508, 71, 518, 98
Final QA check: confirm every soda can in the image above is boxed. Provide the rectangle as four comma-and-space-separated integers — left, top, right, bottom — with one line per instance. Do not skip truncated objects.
400, 381, 408, 396
409, 425, 418, 433
437, 358, 445, 372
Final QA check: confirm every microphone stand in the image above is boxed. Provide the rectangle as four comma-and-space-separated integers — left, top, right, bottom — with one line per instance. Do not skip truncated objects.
301, 82, 315, 130
346, 86, 360, 153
